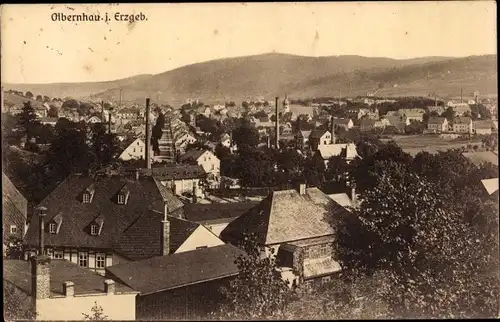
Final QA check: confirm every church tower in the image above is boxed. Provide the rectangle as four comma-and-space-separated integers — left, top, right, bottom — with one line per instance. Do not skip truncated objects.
283, 94, 290, 114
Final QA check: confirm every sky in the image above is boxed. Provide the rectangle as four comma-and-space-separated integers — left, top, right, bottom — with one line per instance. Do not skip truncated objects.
1, 2, 497, 84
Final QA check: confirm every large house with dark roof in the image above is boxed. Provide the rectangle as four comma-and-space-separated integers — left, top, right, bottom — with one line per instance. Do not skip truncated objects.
3, 172, 29, 254
23, 172, 220, 274
220, 184, 351, 289
139, 164, 207, 197
308, 129, 333, 151
179, 149, 220, 188
106, 244, 244, 320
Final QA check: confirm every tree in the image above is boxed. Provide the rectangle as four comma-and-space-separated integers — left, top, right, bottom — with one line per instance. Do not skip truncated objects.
47, 105, 59, 117
4, 235, 24, 259
214, 234, 293, 320
35, 94, 43, 101
89, 123, 118, 168
303, 153, 326, 187
237, 147, 276, 187
25, 91, 34, 98
17, 101, 39, 140
151, 112, 166, 153
43, 95, 51, 102
62, 99, 80, 110
4, 281, 37, 320
232, 120, 260, 149
82, 302, 108, 320
336, 160, 499, 318
442, 107, 455, 122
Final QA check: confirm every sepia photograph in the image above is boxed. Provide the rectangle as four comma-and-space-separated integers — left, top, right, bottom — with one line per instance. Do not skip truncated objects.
1, 2, 498, 320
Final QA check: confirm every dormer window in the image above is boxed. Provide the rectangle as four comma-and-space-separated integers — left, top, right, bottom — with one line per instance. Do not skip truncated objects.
90, 224, 98, 236
117, 185, 130, 205
83, 183, 95, 203
49, 223, 57, 234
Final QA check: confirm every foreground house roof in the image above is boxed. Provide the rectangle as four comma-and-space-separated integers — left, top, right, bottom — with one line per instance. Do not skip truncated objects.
4, 259, 136, 296
220, 187, 351, 245
24, 173, 183, 250
106, 244, 244, 295
2, 172, 28, 218
183, 202, 260, 224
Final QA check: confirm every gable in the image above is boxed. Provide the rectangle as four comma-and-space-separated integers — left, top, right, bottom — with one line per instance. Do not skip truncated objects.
174, 226, 224, 254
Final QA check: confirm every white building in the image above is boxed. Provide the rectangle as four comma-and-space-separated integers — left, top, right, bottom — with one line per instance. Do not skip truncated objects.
118, 138, 154, 161
453, 117, 473, 134
179, 149, 220, 188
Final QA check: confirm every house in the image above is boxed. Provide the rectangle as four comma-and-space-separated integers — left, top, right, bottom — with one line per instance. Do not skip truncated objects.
427, 117, 449, 133
316, 143, 359, 166
105, 244, 244, 320
221, 184, 351, 288
174, 132, 197, 155
141, 164, 207, 197
87, 115, 102, 124
308, 129, 332, 150
426, 105, 445, 115
462, 151, 498, 166
473, 120, 493, 135
296, 130, 312, 149
118, 138, 152, 161
385, 114, 407, 132
23, 172, 185, 274
3, 172, 28, 253
360, 119, 377, 131
399, 108, 425, 123
39, 117, 58, 126
4, 257, 138, 321
452, 117, 473, 133
179, 149, 220, 188
331, 118, 354, 131
450, 103, 472, 116
183, 202, 259, 237
116, 108, 140, 120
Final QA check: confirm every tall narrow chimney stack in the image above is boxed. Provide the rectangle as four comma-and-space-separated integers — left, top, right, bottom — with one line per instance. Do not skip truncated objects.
31, 206, 51, 302
37, 206, 47, 255
460, 88, 463, 104
275, 96, 280, 149
330, 116, 336, 144
145, 98, 152, 169
161, 202, 170, 256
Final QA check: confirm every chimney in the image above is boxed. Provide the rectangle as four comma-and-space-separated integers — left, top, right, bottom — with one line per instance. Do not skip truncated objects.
351, 184, 357, 207
330, 116, 336, 144
31, 205, 51, 301
461, 88, 463, 104
37, 206, 47, 255
161, 203, 170, 256
275, 96, 280, 150
135, 169, 140, 180
108, 106, 113, 134
63, 281, 75, 297
145, 98, 152, 169
192, 183, 198, 203
104, 279, 116, 295
101, 101, 104, 122
297, 182, 306, 195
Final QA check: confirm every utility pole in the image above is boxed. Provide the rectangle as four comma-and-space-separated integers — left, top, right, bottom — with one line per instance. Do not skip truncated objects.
119, 89, 123, 108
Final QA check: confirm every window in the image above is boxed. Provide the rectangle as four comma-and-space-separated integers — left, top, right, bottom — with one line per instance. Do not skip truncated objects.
53, 250, 64, 259
96, 253, 106, 269
46, 248, 53, 258
10, 225, 17, 234
211, 164, 215, 171
49, 223, 57, 234
90, 224, 98, 236
78, 252, 88, 268
83, 193, 90, 203
140, 148, 143, 153
133, 148, 136, 153
322, 276, 331, 284
117, 194, 125, 204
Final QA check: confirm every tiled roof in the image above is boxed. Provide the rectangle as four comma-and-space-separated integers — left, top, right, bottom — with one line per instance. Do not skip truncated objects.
178, 149, 207, 163
140, 165, 206, 180
24, 174, 184, 251
4, 259, 136, 296
360, 119, 376, 126
481, 178, 499, 195
473, 120, 493, 129
309, 129, 329, 140
454, 117, 472, 125
113, 211, 200, 261
3, 198, 27, 241
427, 117, 447, 125
331, 118, 351, 125
221, 187, 351, 245
183, 202, 260, 223
462, 151, 498, 166
106, 244, 244, 295
2, 172, 28, 217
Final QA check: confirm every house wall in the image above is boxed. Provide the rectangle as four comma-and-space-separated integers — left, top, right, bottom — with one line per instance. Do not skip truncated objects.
174, 226, 224, 254
119, 140, 146, 161
37, 293, 137, 321
453, 123, 472, 133
24, 248, 125, 276
475, 128, 492, 135
201, 222, 230, 237
136, 278, 233, 320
